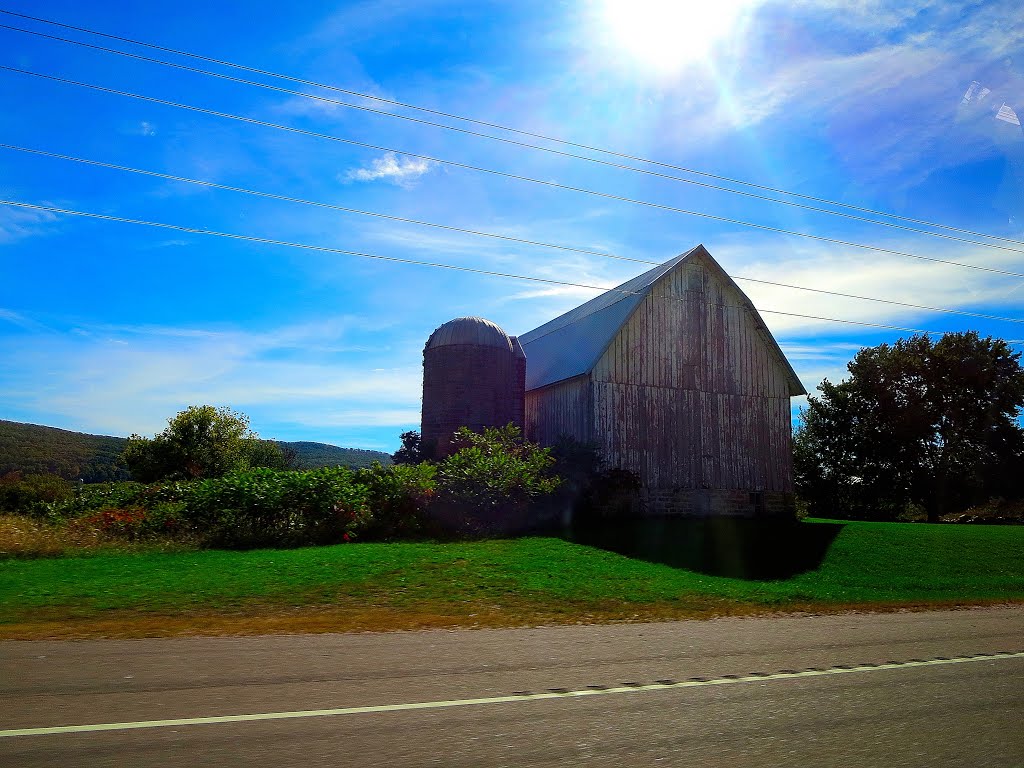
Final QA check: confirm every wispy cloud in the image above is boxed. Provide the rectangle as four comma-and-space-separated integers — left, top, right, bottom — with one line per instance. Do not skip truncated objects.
0, 308, 51, 333
342, 152, 436, 187
591, 0, 1024, 188
274, 86, 400, 122
0, 314, 422, 441
0, 205, 58, 245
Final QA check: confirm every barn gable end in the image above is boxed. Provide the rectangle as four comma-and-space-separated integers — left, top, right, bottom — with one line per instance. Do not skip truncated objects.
520, 245, 805, 517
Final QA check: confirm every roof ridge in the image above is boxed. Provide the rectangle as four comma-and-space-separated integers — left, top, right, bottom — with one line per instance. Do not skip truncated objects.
519, 245, 700, 344
518, 247, 702, 390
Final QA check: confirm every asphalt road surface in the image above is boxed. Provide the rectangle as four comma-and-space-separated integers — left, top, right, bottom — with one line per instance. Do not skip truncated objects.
2, 606, 1022, 767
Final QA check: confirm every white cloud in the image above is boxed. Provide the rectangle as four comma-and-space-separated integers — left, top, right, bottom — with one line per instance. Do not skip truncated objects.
701, 230, 1024, 396
275, 87, 401, 122
710, 231, 1024, 327
343, 152, 435, 187
0, 205, 58, 245
0, 315, 423, 440
289, 408, 421, 428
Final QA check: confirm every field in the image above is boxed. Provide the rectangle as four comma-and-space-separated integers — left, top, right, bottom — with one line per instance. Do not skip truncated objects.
2, 518, 1023, 639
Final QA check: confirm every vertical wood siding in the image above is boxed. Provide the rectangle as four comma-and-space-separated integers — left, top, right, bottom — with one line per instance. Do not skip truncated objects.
589, 253, 794, 491
525, 375, 593, 446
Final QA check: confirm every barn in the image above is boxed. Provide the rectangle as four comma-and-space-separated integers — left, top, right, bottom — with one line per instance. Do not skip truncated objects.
518, 244, 806, 517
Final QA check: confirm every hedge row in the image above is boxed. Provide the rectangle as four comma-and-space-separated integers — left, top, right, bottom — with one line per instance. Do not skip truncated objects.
2, 465, 436, 548
1, 427, 565, 547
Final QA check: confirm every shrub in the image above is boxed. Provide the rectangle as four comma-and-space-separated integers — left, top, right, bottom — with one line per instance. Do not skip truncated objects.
140, 500, 192, 537
44, 480, 190, 523
547, 437, 641, 527
0, 472, 75, 515
944, 497, 1024, 525
81, 506, 148, 540
432, 425, 560, 536
187, 467, 372, 548
581, 468, 642, 521
357, 461, 436, 540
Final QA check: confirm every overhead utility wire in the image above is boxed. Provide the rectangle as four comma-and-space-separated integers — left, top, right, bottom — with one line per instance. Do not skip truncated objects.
5, 22, 1024, 258
2, 8, 1022, 250
0, 198, 961, 336
5, 65, 1024, 284
7, 141, 1024, 329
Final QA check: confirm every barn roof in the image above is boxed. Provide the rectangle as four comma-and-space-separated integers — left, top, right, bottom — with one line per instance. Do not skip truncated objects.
517, 245, 806, 396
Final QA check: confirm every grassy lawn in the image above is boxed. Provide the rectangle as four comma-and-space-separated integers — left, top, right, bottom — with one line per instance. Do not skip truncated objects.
1, 519, 1023, 638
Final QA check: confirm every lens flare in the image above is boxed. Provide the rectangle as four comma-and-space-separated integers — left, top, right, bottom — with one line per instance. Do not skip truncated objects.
597, 0, 753, 75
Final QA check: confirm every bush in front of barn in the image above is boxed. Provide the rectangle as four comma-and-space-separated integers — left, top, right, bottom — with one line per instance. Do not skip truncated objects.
4, 428, 567, 553
430, 425, 561, 536
356, 461, 437, 540
187, 467, 374, 548
545, 437, 642, 528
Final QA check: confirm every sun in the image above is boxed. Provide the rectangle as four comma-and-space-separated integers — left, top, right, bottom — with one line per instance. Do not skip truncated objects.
595, 0, 753, 76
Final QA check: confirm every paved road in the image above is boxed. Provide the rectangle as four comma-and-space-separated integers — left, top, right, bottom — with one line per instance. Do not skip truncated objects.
2, 607, 1022, 766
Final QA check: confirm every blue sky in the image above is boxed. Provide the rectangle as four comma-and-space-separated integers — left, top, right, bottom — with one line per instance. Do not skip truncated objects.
2, 0, 1023, 451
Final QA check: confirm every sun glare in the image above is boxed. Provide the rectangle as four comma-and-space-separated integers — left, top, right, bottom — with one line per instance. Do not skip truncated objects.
597, 0, 752, 75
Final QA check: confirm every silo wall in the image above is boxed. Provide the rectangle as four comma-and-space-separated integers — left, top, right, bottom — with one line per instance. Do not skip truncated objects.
422, 343, 517, 457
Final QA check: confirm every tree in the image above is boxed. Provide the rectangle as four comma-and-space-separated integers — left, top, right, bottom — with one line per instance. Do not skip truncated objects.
122, 406, 286, 482
794, 332, 1024, 521
392, 430, 435, 464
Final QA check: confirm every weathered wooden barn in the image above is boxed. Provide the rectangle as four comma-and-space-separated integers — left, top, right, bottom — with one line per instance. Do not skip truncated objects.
518, 244, 806, 517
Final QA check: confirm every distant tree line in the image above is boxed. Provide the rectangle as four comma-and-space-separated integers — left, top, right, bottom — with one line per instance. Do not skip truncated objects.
0, 414, 390, 484
281, 441, 391, 470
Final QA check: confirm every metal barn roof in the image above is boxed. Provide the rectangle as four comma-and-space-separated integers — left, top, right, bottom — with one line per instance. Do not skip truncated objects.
518, 248, 697, 390
518, 245, 805, 395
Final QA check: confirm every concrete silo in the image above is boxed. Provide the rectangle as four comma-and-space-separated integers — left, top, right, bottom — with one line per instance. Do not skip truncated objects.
421, 317, 525, 457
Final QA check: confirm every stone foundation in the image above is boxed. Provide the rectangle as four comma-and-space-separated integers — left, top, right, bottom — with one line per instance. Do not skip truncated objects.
640, 488, 796, 519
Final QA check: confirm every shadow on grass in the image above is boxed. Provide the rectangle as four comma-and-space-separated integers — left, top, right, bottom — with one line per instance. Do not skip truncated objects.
567, 517, 845, 580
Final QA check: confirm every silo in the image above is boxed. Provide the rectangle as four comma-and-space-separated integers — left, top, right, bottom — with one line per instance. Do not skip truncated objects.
422, 317, 521, 457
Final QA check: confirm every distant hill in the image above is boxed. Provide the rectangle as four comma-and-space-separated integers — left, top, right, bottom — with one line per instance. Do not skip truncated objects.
277, 441, 391, 470
0, 419, 131, 483
0, 420, 391, 482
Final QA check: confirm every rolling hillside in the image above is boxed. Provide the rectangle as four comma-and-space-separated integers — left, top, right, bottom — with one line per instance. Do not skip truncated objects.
278, 441, 392, 470
0, 420, 391, 482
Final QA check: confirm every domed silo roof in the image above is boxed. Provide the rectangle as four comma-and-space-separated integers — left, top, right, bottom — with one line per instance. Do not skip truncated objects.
425, 317, 512, 351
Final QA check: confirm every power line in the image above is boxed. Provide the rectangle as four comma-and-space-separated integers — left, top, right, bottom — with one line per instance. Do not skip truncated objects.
6, 22, 1024, 259
3, 6, 1024, 250
6, 64, 1024, 283
0, 198, 966, 336
6, 141, 1024, 329
0, 143, 645, 266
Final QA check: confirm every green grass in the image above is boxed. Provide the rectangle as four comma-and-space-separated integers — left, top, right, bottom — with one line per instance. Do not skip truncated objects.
2, 519, 1023, 635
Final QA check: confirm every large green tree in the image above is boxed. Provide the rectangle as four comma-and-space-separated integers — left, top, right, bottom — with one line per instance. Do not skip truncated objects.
122, 405, 286, 482
794, 332, 1024, 521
